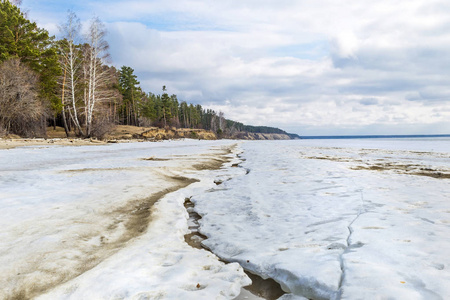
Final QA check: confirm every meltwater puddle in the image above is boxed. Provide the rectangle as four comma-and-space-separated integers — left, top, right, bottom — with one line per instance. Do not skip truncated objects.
183, 197, 286, 300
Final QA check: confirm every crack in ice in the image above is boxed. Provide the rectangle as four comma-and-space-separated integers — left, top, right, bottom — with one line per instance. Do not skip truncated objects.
337, 189, 365, 299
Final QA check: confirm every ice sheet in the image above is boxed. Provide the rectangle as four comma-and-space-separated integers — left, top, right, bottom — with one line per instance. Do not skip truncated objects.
191, 138, 450, 299
2, 137, 449, 300
0, 140, 250, 299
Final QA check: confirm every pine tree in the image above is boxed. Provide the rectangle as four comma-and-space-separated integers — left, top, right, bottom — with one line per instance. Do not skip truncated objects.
118, 66, 140, 125
160, 86, 172, 127
0, 0, 59, 133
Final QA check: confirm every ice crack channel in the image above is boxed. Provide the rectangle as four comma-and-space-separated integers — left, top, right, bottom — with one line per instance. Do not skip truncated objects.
337, 189, 366, 298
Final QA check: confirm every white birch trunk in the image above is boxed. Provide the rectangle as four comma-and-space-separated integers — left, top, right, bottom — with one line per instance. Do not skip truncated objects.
84, 17, 110, 137
59, 11, 85, 136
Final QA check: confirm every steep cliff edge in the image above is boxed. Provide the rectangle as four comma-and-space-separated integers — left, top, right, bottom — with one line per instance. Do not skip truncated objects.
46, 125, 299, 141
107, 125, 216, 140
231, 132, 293, 140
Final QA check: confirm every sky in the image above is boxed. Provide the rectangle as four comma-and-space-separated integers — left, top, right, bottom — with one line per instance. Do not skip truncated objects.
20, 0, 450, 135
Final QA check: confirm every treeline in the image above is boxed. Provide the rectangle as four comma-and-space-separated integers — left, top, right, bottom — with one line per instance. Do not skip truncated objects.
228, 122, 288, 134
0, 1, 290, 139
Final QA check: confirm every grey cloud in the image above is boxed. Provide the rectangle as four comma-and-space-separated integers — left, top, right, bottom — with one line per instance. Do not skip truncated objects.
25, 0, 450, 135
405, 89, 450, 102
359, 98, 379, 106
338, 78, 420, 95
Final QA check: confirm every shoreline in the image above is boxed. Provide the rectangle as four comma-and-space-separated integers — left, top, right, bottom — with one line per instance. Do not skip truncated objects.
0, 124, 295, 150
0, 137, 108, 149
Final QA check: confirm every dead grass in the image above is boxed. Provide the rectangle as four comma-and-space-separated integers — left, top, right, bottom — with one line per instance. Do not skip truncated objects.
46, 126, 71, 138
108, 125, 217, 141
0, 125, 218, 149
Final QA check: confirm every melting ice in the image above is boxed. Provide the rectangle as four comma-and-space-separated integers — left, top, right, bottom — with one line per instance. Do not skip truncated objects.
1, 137, 449, 299
193, 138, 450, 299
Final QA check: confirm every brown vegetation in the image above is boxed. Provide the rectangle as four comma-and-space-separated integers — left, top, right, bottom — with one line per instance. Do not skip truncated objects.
106, 125, 217, 140
0, 124, 290, 150
0, 59, 46, 137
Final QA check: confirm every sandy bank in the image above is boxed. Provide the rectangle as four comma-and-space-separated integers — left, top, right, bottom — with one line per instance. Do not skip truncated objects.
0, 138, 108, 149
0, 125, 218, 150
0, 124, 295, 150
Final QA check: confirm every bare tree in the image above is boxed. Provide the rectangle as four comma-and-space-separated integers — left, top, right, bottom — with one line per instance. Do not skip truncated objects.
218, 111, 226, 131
58, 10, 84, 137
0, 58, 45, 137
210, 113, 217, 133
83, 17, 112, 137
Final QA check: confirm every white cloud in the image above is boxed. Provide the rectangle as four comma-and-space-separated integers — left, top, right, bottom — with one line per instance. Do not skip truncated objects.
22, 0, 450, 134
332, 32, 359, 59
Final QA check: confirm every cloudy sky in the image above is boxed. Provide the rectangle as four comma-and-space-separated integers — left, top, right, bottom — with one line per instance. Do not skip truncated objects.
22, 0, 450, 135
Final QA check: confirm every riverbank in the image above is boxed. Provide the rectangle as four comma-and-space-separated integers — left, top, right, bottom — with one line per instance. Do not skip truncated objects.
0, 137, 107, 149
0, 125, 294, 149
0, 125, 216, 149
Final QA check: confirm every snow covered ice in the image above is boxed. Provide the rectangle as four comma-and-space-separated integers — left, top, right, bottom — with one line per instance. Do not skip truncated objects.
0, 140, 249, 300
1, 137, 449, 299
192, 138, 450, 299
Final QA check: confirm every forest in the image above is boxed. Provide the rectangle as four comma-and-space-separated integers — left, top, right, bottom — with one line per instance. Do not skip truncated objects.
0, 0, 294, 139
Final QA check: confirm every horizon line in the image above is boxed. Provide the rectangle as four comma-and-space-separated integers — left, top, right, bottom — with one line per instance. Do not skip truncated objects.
299, 134, 450, 139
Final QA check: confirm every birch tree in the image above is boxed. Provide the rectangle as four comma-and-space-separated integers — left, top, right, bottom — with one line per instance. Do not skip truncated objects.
83, 17, 111, 137
58, 11, 84, 136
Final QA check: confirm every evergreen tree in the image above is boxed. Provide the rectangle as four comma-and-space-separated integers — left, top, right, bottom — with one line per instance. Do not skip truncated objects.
0, 0, 59, 130
160, 86, 172, 127
118, 66, 140, 125
139, 92, 157, 124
